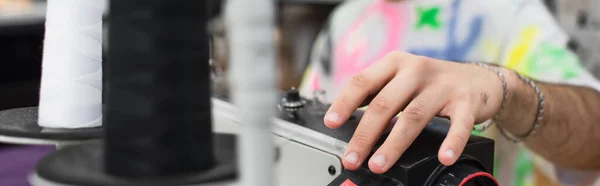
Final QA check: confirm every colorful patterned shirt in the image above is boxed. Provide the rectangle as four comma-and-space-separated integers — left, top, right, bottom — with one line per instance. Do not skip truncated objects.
298, 0, 600, 185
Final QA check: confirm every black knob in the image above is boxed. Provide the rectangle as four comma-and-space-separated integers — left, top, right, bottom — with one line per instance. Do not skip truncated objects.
279, 87, 305, 113
285, 88, 302, 102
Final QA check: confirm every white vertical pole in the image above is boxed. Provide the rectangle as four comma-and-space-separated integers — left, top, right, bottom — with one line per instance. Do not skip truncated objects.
225, 0, 277, 186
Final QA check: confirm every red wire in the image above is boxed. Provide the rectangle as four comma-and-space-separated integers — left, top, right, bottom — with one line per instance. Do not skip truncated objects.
458, 172, 500, 186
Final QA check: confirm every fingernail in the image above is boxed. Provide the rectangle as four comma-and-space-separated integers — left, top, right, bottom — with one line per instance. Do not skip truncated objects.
444, 149, 455, 160
345, 151, 359, 165
371, 154, 386, 168
325, 112, 340, 122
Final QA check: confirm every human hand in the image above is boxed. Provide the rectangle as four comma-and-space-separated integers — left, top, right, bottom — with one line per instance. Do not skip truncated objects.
324, 52, 507, 174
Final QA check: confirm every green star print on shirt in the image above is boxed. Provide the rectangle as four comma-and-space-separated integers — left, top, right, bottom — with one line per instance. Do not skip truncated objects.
416, 6, 442, 30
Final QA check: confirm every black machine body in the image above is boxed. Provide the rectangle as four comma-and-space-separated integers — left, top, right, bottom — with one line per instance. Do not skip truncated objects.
274, 88, 499, 186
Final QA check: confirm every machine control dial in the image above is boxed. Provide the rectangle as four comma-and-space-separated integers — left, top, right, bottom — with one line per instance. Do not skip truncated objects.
279, 87, 306, 118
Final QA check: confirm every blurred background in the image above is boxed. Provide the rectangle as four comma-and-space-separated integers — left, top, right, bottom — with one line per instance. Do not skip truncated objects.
1, 0, 599, 99
0, 0, 45, 110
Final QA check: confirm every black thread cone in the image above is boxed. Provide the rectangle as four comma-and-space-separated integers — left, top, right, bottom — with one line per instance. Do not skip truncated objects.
105, 0, 215, 178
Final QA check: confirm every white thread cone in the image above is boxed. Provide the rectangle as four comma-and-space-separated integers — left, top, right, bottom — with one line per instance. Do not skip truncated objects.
38, 0, 105, 128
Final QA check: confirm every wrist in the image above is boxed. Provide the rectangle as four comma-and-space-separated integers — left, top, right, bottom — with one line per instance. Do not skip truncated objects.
495, 67, 539, 136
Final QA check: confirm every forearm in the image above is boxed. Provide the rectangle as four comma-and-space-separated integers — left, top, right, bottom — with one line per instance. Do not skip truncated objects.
496, 68, 600, 170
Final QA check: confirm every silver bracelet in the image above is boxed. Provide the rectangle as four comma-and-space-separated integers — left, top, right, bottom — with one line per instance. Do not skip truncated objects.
497, 73, 545, 143
469, 62, 508, 133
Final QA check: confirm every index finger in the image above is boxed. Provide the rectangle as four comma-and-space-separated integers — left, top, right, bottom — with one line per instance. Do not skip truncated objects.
324, 52, 404, 129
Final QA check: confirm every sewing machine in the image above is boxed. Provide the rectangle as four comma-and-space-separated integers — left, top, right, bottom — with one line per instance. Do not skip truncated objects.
210, 89, 498, 185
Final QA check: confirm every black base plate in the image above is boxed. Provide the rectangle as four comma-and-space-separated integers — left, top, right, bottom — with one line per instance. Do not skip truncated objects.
35, 134, 238, 186
0, 107, 103, 144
